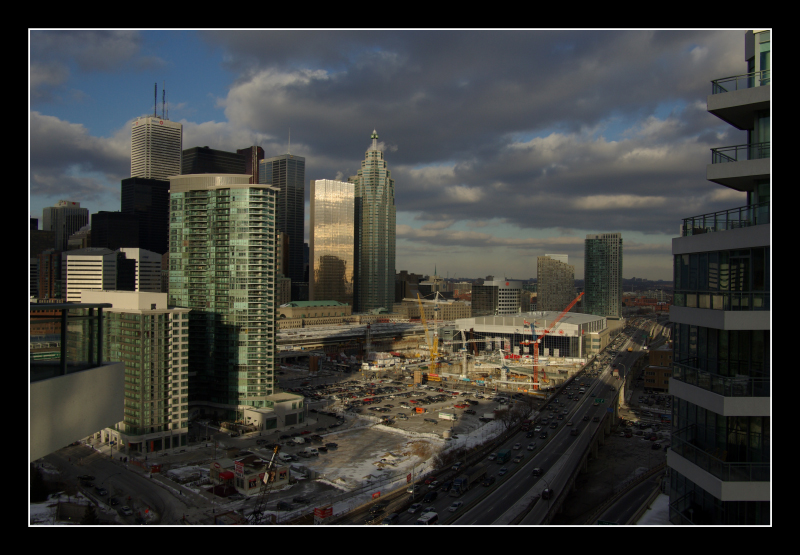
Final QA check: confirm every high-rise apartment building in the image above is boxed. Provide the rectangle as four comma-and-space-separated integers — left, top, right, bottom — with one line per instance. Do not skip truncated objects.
584, 233, 623, 318
309, 179, 355, 306
259, 154, 305, 299
182, 146, 246, 175
43, 200, 89, 252
237, 146, 265, 184
168, 174, 279, 418
667, 30, 770, 525
537, 254, 576, 312
80, 290, 190, 454
121, 177, 170, 254
131, 116, 182, 180
350, 130, 396, 312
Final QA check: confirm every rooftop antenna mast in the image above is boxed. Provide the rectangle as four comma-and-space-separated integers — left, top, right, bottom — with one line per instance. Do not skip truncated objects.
162, 81, 165, 119
288, 128, 291, 155
154, 82, 157, 118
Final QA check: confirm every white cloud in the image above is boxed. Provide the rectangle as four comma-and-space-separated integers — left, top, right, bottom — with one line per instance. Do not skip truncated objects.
444, 185, 484, 203
573, 195, 668, 210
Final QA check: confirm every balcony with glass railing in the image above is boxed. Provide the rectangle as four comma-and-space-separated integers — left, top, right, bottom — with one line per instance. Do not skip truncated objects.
711, 70, 770, 94
681, 202, 769, 236
30, 302, 125, 461
672, 290, 769, 311
670, 424, 770, 483
673, 358, 769, 397
711, 142, 770, 164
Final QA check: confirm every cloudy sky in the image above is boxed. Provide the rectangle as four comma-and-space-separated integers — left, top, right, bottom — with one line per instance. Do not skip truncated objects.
29, 30, 750, 281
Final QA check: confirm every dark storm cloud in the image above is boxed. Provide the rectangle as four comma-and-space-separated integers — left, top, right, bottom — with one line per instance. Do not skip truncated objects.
201, 30, 747, 238
30, 30, 166, 103
29, 111, 129, 200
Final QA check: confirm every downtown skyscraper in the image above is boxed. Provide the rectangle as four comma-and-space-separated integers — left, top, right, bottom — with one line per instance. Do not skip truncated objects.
168, 174, 279, 417
350, 130, 396, 313
309, 179, 355, 306
131, 116, 183, 180
259, 154, 305, 299
584, 233, 622, 318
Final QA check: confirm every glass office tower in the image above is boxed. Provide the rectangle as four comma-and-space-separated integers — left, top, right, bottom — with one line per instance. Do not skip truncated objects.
309, 179, 355, 306
350, 130, 396, 313
168, 174, 279, 418
584, 233, 623, 318
259, 154, 305, 299
668, 30, 770, 525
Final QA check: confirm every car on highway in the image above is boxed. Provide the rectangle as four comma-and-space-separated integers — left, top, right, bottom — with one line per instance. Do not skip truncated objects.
592, 416, 600, 422
448, 501, 464, 512
534, 425, 543, 432
441, 481, 452, 492
539, 431, 548, 439
583, 415, 589, 421
428, 481, 440, 489
452, 462, 463, 471
498, 467, 509, 476
512, 454, 524, 463
525, 431, 535, 438
487, 453, 497, 461
513, 443, 521, 450
549, 422, 558, 429
369, 502, 389, 515
531, 467, 542, 477
482, 476, 496, 487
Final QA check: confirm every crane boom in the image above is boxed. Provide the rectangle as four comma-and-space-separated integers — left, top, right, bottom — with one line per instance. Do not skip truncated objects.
532, 292, 584, 390
249, 444, 281, 525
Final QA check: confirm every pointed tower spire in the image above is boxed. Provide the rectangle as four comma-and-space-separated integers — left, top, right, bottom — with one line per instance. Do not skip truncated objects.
370, 129, 379, 151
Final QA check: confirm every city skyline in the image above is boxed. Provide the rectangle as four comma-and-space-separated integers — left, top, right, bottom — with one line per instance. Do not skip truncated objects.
30, 30, 752, 280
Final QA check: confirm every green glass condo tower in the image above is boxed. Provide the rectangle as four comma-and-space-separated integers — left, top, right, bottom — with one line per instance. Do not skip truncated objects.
350, 130, 396, 313
168, 174, 279, 419
584, 233, 623, 318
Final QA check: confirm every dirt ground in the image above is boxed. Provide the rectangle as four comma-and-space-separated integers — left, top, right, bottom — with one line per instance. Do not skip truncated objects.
551, 421, 667, 524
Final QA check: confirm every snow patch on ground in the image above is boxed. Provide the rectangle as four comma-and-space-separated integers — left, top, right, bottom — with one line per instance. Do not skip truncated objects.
635, 493, 672, 525
30, 492, 90, 525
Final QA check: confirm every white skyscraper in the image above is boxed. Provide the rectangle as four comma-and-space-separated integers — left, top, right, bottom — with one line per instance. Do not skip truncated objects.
131, 116, 182, 180
117, 248, 162, 292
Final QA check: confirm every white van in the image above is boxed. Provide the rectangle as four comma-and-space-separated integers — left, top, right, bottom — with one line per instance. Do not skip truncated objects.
304, 447, 319, 456
278, 453, 294, 462
292, 437, 306, 445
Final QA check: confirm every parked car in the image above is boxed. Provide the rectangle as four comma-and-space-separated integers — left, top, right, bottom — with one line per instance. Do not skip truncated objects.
119, 506, 133, 516
277, 501, 293, 511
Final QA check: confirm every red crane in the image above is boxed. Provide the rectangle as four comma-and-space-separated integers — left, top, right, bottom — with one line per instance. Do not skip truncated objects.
532, 292, 584, 390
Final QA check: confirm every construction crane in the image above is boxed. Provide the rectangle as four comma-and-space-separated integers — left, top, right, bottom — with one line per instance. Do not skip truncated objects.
417, 293, 440, 374
531, 292, 584, 390
249, 444, 281, 525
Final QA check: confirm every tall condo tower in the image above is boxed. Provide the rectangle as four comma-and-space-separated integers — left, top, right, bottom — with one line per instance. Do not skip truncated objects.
584, 233, 623, 318
259, 154, 305, 299
537, 254, 576, 312
667, 30, 770, 525
131, 116, 183, 180
168, 174, 279, 418
350, 130, 396, 313
309, 179, 355, 306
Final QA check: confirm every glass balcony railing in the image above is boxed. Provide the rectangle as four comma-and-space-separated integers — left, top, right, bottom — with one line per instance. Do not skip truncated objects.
682, 202, 769, 236
672, 358, 769, 397
670, 425, 770, 482
30, 302, 112, 382
711, 69, 770, 94
711, 142, 770, 164
673, 291, 769, 311
669, 492, 699, 525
